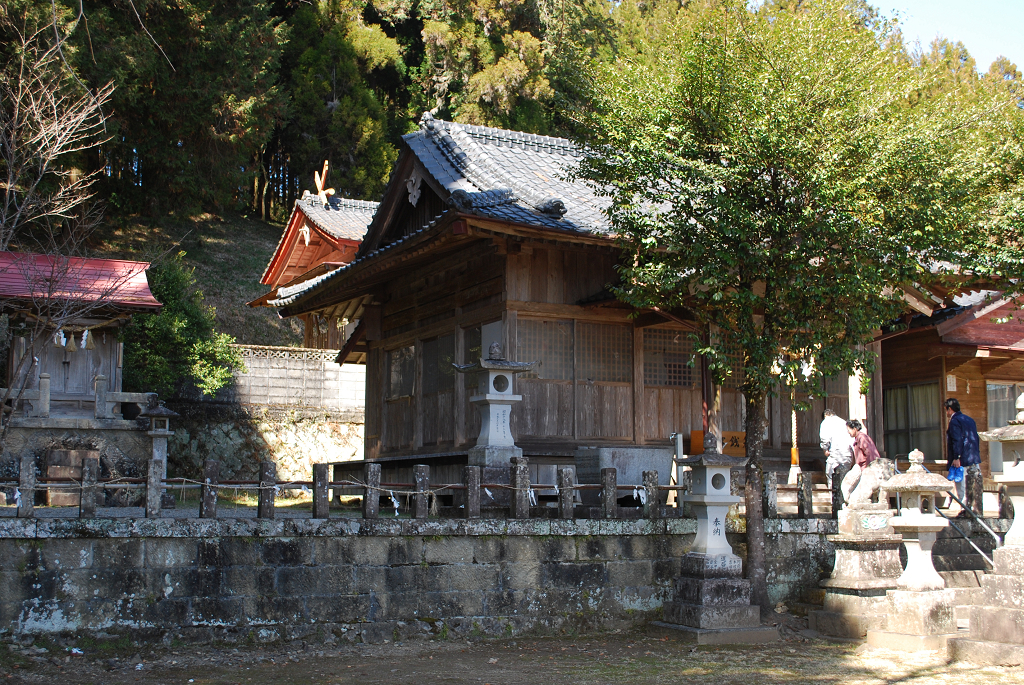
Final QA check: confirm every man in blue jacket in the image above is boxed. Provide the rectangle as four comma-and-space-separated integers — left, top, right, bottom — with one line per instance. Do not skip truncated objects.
945, 398, 981, 516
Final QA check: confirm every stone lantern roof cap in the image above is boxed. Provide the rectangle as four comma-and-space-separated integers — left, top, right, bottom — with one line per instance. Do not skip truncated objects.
453, 359, 539, 373
980, 423, 1024, 442
883, 449, 953, 493
139, 401, 179, 419
676, 450, 749, 468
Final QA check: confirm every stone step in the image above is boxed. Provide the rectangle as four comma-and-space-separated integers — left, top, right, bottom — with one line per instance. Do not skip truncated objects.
939, 570, 985, 588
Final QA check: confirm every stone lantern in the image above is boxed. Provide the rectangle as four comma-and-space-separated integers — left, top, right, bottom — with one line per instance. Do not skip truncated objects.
866, 448, 957, 651
655, 435, 778, 643
454, 342, 538, 467
139, 401, 178, 510
980, 393, 1024, 546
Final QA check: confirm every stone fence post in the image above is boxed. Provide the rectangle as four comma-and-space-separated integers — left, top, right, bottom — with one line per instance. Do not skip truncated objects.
363, 463, 381, 519
642, 470, 659, 519
93, 375, 109, 419
312, 464, 329, 519
34, 374, 50, 418
413, 465, 430, 519
763, 470, 778, 518
558, 467, 575, 520
463, 466, 481, 519
200, 460, 219, 519
17, 455, 34, 518
509, 456, 530, 519
797, 471, 813, 518
146, 457, 163, 518
257, 461, 276, 519
79, 456, 98, 519
601, 467, 618, 519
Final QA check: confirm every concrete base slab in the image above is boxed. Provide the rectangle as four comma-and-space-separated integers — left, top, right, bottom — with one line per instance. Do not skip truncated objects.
865, 630, 956, 652
948, 637, 1024, 666
649, 621, 779, 644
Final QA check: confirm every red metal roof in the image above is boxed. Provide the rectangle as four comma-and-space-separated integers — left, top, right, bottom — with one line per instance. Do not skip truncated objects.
0, 251, 162, 311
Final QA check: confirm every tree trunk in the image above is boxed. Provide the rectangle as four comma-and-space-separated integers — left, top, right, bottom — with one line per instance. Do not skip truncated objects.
744, 389, 769, 613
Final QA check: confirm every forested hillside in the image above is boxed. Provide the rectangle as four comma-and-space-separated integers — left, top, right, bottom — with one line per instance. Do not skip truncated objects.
3, 0, 1022, 349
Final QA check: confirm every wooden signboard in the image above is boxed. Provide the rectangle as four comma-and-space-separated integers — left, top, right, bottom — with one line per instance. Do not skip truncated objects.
689, 430, 747, 457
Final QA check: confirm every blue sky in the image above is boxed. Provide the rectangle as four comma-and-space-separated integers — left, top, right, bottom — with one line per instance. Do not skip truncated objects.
880, 0, 1024, 71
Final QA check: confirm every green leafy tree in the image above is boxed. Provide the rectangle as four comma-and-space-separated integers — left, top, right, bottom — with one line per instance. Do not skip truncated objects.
278, 0, 402, 201
573, 0, 1024, 607
121, 253, 243, 398
66, 0, 286, 213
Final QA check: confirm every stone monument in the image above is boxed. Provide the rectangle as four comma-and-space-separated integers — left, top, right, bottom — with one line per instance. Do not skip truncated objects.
948, 396, 1024, 664
866, 449, 958, 651
653, 434, 778, 643
808, 458, 902, 638
453, 342, 537, 467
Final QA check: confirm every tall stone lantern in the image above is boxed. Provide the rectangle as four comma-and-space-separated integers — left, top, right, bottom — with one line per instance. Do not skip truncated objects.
139, 401, 179, 512
655, 435, 778, 643
866, 449, 958, 651
454, 342, 538, 467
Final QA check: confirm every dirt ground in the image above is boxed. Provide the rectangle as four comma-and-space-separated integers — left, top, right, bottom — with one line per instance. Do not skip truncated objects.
1, 625, 1021, 685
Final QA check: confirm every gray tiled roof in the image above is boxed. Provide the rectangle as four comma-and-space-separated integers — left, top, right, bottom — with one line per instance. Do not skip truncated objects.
404, 114, 611, 235
300, 195, 379, 242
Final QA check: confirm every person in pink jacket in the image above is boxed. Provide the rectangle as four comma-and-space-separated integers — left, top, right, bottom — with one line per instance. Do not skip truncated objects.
840, 419, 881, 505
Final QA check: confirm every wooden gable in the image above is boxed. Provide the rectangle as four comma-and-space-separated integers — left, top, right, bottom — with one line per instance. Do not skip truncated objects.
261, 207, 359, 289
936, 298, 1024, 350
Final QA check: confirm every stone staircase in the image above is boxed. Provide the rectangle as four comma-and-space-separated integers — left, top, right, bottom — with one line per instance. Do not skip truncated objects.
930, 519, 1006, 629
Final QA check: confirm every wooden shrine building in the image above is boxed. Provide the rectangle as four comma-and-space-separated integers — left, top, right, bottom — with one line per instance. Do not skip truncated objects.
249, 173, 378, 354
263, 113, 875, 478
1, 251, 162, 416
882, 289, 1024, 476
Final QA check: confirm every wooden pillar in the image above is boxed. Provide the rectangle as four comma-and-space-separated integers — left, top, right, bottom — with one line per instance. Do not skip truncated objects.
558, 467, 575, 520
17, 455, 34, 518
312, 463, 329, 519
632, 326, 645, 444
463, 466, 481, 519
257, 461, 276, 520
200, 460, 219, 519
509, 456, 530, 519
413, 464, 430, 519
363, 463, 381, 519
79, 456, 98, 519
642, 470, 659, 519
601, 467, 618, 519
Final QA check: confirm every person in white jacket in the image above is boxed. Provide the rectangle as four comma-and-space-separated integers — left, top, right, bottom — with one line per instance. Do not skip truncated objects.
820, 409, 854, 488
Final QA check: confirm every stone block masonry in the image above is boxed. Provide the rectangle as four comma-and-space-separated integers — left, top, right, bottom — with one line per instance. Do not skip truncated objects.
0, 517, 841, 642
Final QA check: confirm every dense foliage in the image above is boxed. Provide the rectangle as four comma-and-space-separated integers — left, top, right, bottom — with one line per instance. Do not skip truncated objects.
121, 253, 243, 398
571, 0, 1024, 605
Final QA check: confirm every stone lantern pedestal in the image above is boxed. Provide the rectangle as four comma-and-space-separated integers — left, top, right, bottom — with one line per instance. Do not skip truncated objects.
948, 417, 1024, 665
866, 450, 957, 651
653, 441, 778, 644
808, 502, 902, 638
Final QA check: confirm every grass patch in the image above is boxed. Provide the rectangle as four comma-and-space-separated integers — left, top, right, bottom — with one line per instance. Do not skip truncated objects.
90, 212, 302, 347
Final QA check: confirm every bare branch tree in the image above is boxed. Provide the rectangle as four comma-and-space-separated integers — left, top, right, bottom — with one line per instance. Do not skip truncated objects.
0, 11, 113, 253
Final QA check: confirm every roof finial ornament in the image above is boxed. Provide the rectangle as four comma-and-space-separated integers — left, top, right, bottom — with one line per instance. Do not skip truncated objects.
420, 111, 436, 131
314, 160, 335, 206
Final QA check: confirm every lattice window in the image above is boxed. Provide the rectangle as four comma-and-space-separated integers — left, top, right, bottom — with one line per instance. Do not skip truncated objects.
643, 328, 699, 388
576, 323, 632, 383
387, 345, 415, 398
423, 334, 455, 395
722, 341, 745, 390
518, 319, 573, 380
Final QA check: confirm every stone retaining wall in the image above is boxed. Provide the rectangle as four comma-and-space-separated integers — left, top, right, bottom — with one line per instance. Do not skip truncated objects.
166, 403, 363, 482
0, 517, 840, 642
